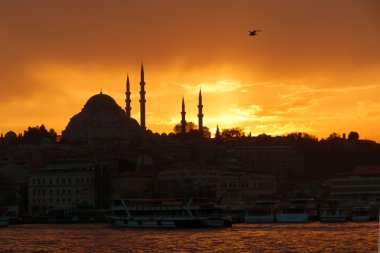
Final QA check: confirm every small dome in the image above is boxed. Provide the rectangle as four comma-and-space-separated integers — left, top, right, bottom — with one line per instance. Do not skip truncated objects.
83, 93, 124, 114
4, 131, 18, 145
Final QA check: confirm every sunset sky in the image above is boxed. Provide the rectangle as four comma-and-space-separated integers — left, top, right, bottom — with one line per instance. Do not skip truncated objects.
1, 0, 380, 141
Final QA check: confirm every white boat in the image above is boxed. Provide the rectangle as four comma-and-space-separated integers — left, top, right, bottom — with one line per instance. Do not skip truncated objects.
245, 201, 278, 223
108, 198, 232, 228
319, 207, 349, 222
351, 206, 376, 222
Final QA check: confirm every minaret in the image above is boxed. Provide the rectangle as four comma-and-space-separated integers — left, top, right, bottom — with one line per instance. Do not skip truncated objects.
125, 74, 131, 118
139, 63, 146, 130
215, 124, 221, 139
198, 88, 203, 135
181, 97, 186, 134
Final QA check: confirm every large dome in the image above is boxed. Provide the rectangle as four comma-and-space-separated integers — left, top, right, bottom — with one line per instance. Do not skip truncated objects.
62, 92, 141, 145
83, 93, 124, 115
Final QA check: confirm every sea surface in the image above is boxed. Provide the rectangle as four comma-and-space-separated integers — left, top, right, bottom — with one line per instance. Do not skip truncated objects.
0, 222, 378, 253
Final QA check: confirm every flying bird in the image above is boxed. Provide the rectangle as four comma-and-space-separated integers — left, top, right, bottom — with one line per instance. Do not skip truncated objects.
249, 30, 261, 36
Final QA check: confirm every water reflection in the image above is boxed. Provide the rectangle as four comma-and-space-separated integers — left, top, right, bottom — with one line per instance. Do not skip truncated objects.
0, 223, 378, 252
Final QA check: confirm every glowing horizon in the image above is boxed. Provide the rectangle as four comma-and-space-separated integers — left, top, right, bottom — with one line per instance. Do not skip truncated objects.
1, 0, 380, 142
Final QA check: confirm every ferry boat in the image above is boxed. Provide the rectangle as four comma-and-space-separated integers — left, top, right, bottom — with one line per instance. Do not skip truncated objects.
244, 200, 278, 223
319, 207, 349, 222
276, 199, 316, 223
108, 198, 232, 228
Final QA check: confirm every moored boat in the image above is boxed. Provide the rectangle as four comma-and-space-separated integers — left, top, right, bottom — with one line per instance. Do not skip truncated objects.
108, 198, 232, 228
276, 199, 316, 223
319, 207, 349, 222
351, 205, 376, 222
245, 200, 278, 223
0, 207, 10, 227
0, 217, 9, 227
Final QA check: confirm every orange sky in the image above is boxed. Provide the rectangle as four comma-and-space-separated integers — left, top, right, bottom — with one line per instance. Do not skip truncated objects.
1, 0, 380, 141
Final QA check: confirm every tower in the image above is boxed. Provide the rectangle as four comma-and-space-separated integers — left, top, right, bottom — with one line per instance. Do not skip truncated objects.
181, 97, 186, 134
125, 74, 131, 118
215, 124, 221, 140
139, 63, 146, 130
198, 88, 203, 135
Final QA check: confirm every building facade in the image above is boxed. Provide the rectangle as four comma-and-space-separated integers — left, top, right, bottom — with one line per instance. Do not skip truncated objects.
28, 161, 114, 215
326, 165, 380, 199
216, 171, 277, 204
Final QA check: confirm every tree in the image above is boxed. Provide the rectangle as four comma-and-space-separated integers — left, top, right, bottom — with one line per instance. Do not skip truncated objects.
173, 122, 197, 134
327, 132, 341, 140
221, 127, 244, 139
21, 124, 57, 145
285, 132, 318, 142
173, 122, 211, 138
202, 126, 211, 138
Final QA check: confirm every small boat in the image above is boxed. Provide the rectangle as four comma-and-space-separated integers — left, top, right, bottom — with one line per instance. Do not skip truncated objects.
108, 198, 232, 228
0, 217, 9, 227
245, 200, 278, 223
0, 207, 10, 227
319, 207, 349, 222
276, 199, 316, 223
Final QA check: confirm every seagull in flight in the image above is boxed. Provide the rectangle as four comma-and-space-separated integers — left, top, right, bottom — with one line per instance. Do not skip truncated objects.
249, 30, 261, 36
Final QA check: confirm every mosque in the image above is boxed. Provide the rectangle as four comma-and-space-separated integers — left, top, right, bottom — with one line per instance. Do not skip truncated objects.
61, 64, 205, 145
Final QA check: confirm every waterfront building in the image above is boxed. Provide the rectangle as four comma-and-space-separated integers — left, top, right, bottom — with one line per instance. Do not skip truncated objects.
326, 165, 380, 199
28, 161, 114, 215
228, 142, 303, 194
216, 170, 277, 204
111, 171, 153, 199
158, 164, 218, 197
159, 164, 218, 186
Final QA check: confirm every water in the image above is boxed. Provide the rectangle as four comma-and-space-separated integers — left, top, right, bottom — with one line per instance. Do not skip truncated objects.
0, 222, 378, 252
